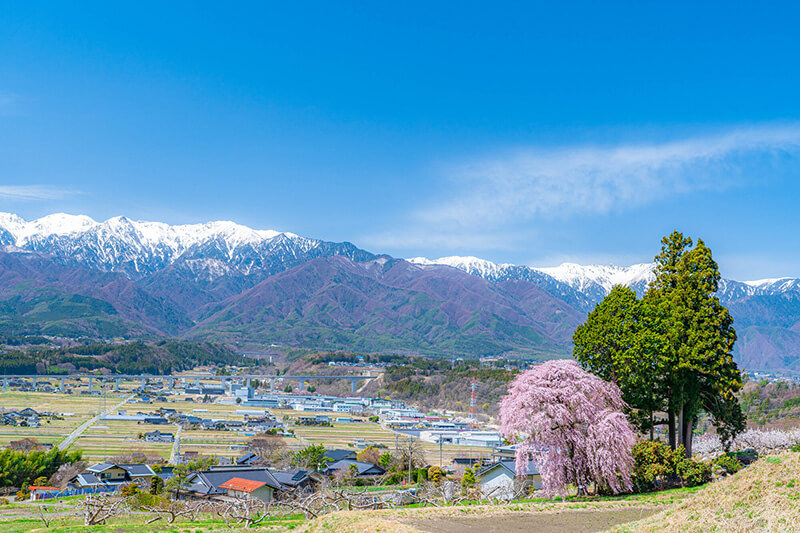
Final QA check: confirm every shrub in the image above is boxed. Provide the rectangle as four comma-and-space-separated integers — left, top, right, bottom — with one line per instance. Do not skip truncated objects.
427, 466, 445, 484
713, 454, 743, 475
150, 475, 165, 495
631, 441, 683, 492
120, 483, 140, 497
676, 458, 712, 487
461, 467, 476, 488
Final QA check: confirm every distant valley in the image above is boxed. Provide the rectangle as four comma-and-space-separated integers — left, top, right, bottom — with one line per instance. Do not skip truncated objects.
1, 212, 799, 374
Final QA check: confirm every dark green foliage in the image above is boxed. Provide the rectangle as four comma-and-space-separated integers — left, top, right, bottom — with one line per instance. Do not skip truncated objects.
0, 340, 247, 375
292, 445, 331, 470
713, 454, 743, 475
149, 475, 165, 494
573, 231, 744, 456
0, 448, 82, 488
676, 457, 712, 487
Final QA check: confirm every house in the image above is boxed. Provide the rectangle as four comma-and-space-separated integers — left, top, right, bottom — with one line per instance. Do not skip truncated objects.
322, 460, 385, 478
142, 416, 169, 425
236, 453, 262, 466
29, 486, 59, 500
476, 460, 541, 499
144, 430, 174, 443
268, 469, 318, 492
184, 467, 283, 499
324, 449, 358, 462
69, 463, 156, 490
218, 477, 274, 502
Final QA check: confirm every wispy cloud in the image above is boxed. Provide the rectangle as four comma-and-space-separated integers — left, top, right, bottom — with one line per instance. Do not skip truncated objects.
0, 185, 76, 201
421, 125, 800, 227
363, 124, 800, 253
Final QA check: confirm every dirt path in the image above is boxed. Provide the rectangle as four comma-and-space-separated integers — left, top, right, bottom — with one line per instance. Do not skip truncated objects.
401, 507, 658, 533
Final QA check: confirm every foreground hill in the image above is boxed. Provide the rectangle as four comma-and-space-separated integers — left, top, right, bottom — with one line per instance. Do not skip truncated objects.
296, 452, 800, 533
616, 451, 800, 532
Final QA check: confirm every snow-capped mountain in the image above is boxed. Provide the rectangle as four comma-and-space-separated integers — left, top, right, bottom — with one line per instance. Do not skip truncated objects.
411, 256, 657, 305
2, 212, 800, 372
536, 262, 656, 294
410, 255, 800, 306
0, 212, 374, 280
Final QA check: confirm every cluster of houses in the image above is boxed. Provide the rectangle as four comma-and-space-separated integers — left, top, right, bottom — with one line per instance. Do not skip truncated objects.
0, 408, 47, 428
103, 408, 288, 437
62, 447, 389, 502
57, 444, 541, 503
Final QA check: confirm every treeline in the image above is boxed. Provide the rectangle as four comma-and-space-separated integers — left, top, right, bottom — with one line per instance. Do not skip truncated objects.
0, 340, 251, 375
378, 361, 517, 415
0, 448, 82, 488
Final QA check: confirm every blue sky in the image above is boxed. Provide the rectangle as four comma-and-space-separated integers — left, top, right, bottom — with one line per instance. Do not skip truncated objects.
2, 1, 800, 279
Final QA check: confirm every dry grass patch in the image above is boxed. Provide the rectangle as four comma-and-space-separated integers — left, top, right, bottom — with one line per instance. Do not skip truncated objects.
297, 495, 680, 533
614, 451, 800, 533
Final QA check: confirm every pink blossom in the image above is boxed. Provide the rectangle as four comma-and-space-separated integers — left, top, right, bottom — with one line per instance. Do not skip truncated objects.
499, 359, 635, 497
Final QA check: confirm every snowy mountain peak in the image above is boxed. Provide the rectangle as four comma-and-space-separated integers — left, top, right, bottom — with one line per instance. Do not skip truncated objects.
0, 212, 97, 243
0, 212, 353, 279
409, 255, 512, 278
534, 262, 656, 293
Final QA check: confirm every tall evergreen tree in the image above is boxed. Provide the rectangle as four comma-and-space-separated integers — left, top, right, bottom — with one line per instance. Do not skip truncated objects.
646, 232, 742, 456
573, 231, 744, 457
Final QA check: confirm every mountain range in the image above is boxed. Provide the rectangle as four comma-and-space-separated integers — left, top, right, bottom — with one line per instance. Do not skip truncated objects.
1, 212, 799, 374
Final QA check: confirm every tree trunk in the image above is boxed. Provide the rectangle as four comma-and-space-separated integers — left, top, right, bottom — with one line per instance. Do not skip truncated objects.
649, 411, 654, 441
677, 404, 685, 453
668, 408, 676, 449
682, 416, 693, 458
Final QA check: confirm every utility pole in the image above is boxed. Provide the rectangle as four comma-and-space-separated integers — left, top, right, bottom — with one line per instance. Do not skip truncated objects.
439, 438, 443, 468
407, 437, 413, 485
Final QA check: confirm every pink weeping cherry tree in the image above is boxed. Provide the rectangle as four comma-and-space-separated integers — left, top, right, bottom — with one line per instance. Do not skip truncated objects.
499, 359, 636, 497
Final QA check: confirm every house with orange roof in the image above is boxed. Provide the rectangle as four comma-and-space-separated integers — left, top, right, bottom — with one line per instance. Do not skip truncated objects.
218, 477, 274, 502
29, 486, 59, 500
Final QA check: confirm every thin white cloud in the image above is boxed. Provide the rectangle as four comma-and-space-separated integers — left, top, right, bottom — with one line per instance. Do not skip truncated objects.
363, 124, 800, 252
0, 185, 75, 201
421, 125, 800, 227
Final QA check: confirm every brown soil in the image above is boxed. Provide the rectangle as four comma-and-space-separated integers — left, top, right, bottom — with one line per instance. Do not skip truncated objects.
401, 507, 658, 533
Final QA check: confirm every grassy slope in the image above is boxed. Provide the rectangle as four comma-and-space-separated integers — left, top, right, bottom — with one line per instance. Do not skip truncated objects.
297, 489, 695, 533
615, 451, 800, 533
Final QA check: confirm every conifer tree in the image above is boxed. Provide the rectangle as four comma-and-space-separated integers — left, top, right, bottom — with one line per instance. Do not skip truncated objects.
573, 231, 744, 457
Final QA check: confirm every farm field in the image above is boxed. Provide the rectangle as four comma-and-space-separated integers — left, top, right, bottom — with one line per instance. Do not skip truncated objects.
0, 390, 496, 465
0, 390, 110, 449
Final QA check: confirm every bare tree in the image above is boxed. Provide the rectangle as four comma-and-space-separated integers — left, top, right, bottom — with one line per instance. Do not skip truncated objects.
82, 495, 126, 526
48, 461, 87, 489
248, 433, 287, 465
140, 499, 200, 524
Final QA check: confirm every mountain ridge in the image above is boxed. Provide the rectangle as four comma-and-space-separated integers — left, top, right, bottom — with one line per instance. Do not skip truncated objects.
2, 212, 800, 373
